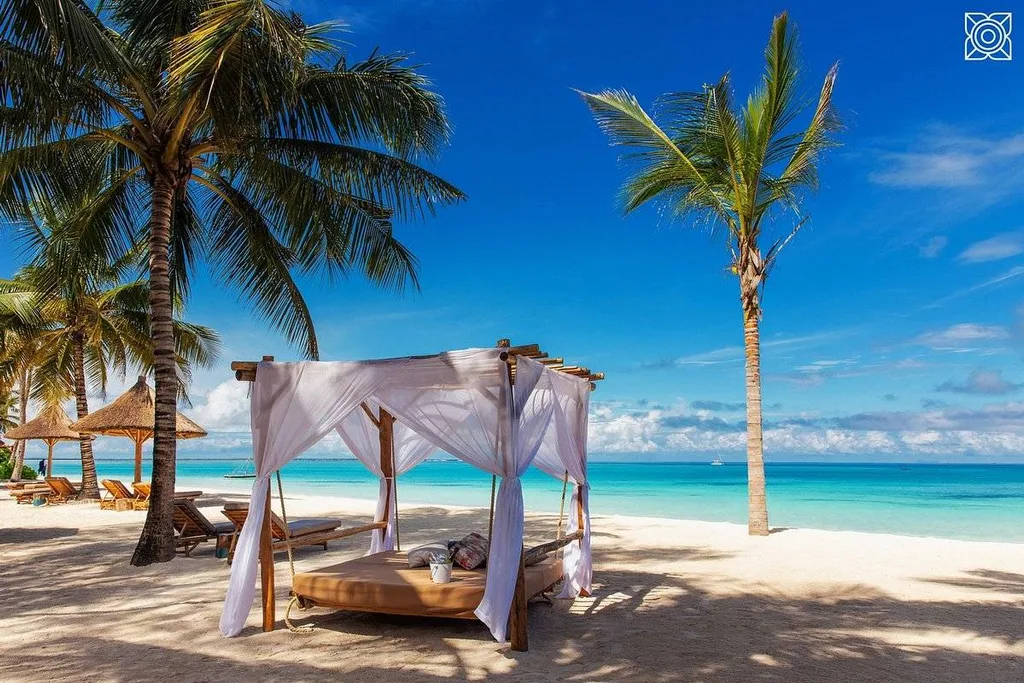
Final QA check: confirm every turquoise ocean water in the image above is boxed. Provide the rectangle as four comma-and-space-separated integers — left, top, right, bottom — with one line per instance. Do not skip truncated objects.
44, 458, 1024, 543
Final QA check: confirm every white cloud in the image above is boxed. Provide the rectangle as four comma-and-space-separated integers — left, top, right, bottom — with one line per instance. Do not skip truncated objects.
588, 405, 662, 452
869, 128, 1024, 189
926, 266, 1024, 309
587, 400, 1024, 457
914, 323, 1009, 351
958, 232, 1024, 263
189, 380, 252, 431
648, 330, 853, 368
937, 369, 1023, 395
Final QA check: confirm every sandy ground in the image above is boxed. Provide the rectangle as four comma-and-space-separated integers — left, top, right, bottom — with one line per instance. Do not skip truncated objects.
1, 490, 1023, 683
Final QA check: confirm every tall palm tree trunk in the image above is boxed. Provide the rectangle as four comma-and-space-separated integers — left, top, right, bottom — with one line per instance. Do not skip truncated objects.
742, 273, 770, 536
131, 173, 179, 566
71, 333, 100, 499
11, 368, 30, 481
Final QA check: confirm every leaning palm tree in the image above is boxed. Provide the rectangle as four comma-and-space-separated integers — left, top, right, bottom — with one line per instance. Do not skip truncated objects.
0, 0, 463, 563
1, 225, 220, 499
580, 13, 840, 535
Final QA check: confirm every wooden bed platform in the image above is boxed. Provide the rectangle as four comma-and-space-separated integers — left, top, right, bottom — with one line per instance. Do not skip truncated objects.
291, 551, 563, 620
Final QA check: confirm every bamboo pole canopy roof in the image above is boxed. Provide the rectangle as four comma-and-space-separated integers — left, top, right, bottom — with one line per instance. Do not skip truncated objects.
70, 376, 207, 439
5, 403, 81, 442
230, 340, 606, 389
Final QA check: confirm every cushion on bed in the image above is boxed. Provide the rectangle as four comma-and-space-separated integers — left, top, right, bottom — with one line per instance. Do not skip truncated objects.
452, 532, 489, 570
291, 551, 563, 620
407, 541, 450, 568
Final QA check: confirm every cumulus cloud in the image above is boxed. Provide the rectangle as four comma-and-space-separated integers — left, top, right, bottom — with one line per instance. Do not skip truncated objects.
587, 400, 1024, 456
958, 232, 1024, 264
189, 380, 252, 431
936, 369, 1023, 395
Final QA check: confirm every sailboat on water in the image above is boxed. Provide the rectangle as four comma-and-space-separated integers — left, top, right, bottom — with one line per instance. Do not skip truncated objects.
710, 456, 724, 466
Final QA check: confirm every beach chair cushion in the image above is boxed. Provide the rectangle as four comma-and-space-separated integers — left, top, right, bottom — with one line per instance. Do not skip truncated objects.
451, 532, 489, 570
284, 518, 342, 537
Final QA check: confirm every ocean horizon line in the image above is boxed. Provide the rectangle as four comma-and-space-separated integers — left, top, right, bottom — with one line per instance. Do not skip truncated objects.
45, 457, 1024, 466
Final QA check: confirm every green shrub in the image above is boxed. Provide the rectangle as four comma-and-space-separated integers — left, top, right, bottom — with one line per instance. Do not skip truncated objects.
0, 446, 38, 480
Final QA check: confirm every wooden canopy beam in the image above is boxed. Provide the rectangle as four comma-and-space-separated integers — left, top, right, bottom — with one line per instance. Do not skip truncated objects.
231, 346, 605, 388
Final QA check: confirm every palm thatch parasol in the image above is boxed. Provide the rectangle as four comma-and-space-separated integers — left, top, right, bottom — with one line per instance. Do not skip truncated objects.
71, 376, 207, 482
5, 403, 81, 477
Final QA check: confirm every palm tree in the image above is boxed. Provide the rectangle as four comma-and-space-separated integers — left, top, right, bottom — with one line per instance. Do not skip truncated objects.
1, 226, 220, 500
0, 1, 463, 564
580, 13, 840, 535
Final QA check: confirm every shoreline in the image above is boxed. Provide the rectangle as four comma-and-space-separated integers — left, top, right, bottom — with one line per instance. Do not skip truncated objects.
12, 478, 1024, 548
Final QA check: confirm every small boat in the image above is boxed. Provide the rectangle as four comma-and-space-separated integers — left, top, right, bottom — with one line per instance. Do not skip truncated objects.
710, 456, 724, 466
224, 460, 256, 479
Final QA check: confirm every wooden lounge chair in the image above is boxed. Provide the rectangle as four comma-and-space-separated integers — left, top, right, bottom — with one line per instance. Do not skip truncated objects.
222, 502, 344, 561
132, 482, 204, 503
10, 482, 52, 504
100, 479, 147, 510
44, 477, 79, 504
173, 499, 236, 557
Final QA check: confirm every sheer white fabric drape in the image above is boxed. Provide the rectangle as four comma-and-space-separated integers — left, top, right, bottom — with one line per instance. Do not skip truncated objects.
530, 366, 592, 597
218, 348, 591, 643
219, 361, 390, 637
335, 402, 435, 553
471, 355, 555, 641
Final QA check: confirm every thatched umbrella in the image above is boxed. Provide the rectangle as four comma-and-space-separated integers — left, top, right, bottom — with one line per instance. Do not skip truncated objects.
6, 404, 81, 478
71, 376, 207, 482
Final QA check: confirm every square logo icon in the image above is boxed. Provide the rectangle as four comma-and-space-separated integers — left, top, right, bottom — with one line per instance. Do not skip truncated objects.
965, 12, 1012, 60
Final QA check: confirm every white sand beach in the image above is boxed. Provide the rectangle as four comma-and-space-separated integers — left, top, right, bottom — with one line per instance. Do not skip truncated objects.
2, 491, 1023, 683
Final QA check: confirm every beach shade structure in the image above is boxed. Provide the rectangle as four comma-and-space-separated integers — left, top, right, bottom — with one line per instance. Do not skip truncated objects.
5, 404, 81, 478
71, 376, 207, 483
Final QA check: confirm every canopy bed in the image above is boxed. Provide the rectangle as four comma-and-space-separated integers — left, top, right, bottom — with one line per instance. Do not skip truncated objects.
220, 340, 603, 651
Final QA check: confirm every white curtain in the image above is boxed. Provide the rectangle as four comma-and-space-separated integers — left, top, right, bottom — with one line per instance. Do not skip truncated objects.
220, 348, 508, 638
220, 360, 393, 637
335, 402, 436, 553
471, 356, 556, 641
531, 367, 592, 597
218, 348, 586, 642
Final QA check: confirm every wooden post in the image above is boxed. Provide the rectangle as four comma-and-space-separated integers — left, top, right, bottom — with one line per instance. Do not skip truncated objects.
46, 439, 55, 478
133, 436, 143, 483
497, 338, 530, 651
260, 473, 275, 631
378, 407, 395, 550
510, 547, 529, 651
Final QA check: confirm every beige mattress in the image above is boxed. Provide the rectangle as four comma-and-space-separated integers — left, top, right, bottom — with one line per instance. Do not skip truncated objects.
292, 551, 563, 619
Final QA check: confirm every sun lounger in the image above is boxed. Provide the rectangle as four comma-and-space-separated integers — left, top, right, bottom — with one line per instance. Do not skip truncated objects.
100, 479, 147, 510
222, 502, 343, 561
10, 483, 53, 504
173, 499, 236, 557
44, 477, 79, 504
131, 482, 203, 502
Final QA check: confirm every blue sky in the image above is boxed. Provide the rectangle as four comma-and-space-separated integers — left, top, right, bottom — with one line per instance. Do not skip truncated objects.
6, 1, 1024, 461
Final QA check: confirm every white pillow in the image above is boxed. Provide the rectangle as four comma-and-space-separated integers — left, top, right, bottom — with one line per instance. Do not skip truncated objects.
407, 542, 450, 568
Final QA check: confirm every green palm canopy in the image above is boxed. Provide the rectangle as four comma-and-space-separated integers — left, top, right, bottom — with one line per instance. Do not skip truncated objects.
0, 0, 464, 564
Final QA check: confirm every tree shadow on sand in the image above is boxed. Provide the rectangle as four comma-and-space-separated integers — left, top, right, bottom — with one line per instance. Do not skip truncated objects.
3, 504, 1023, 682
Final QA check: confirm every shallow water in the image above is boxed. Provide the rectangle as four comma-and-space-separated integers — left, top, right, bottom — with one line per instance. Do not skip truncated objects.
46, 458, 1024, 543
